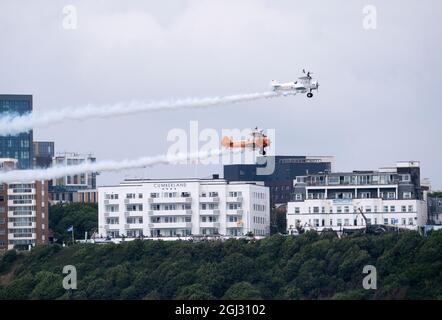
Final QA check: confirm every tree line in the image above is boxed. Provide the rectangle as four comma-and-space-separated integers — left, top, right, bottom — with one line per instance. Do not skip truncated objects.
1, 229, 442, 300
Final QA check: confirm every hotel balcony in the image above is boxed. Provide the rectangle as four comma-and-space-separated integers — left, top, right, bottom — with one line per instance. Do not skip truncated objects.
148, 209, 192, 216
199, 197, 220, 203
227, 196, 243, 203
104, 211, 119, 218
199, 209, 220, 215
227, 221, 244, 228
148, 197, 192, 204
226, 209, 243, 215
125, 223, 143, 230
148, 222, 192, 229
123, 198, 143, 205
200, 222, 220, 229
104, 199, 120, 205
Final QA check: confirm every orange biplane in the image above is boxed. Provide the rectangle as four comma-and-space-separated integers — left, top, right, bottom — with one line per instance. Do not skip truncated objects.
221, 127, 270, 155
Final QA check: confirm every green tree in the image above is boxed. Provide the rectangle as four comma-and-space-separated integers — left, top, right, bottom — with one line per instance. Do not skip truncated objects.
176, 284, 215, 300
222, 282, 262, 300
30, 271, 64, 300
49, 203, 98, 244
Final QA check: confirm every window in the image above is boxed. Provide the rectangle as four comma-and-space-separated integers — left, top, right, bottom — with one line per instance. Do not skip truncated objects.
365, 206, 372, 213
328, 176, 340, 185
384, 218, 388, 224
402, 218, 406, 225
383, 206, 388, 212
408, 218, 414, 225
401, 206, 407, 212
360, 192, 371, 199
403, 192, 412, 199
408, 205, 413, 212
313, 207, 320, 213
387, 192, 396, 199
344, 206, 350, 213
337, 219, 342, 226
294, 207, 300, 214
337, 206, 342, 213
295, 194, 302, 201
390, 206, 395, 212
344, 219, 350, 226
127, 217, 143, 224
321, 207, 325, 213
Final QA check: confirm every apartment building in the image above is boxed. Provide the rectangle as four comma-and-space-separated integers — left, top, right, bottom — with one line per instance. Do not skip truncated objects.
0, 158, 49, 251
287, 161, 428, 234
98, 177, 270, 238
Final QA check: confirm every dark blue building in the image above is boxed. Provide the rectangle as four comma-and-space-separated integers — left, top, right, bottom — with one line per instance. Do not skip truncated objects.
0, 95, 33, 169
224, 156, 334, 206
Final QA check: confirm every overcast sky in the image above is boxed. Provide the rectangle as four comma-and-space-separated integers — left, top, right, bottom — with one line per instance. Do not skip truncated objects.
1, 0, 441, 189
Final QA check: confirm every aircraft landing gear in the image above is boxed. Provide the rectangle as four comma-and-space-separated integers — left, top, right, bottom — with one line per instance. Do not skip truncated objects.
307, 92, 313, 98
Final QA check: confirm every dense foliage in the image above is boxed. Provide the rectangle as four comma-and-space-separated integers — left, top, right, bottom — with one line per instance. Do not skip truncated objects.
1, 231, 442, 300
270, 206, 287, 234
49, 203, 98, 244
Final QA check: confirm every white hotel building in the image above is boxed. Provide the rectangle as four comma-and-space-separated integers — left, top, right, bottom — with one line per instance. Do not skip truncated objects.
98, 177, 270, 239
287, 161, 428, 234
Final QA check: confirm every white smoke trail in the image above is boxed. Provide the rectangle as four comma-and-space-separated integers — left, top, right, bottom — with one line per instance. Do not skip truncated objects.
0, 148, 243, 183
0, 92, 278, 136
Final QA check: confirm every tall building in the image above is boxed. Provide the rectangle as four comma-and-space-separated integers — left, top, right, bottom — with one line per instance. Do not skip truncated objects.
428, 197, 442, 225
0, 95, 33, 169
0, 158, 49, 251
287, 161, 428, 234
33, 141, 55, 168
50, 152, 97, 203
224, 156, 334, 206
98, 177, 270, 239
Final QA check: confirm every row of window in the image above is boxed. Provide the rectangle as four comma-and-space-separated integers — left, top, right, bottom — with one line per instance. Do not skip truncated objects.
105, 191, 245, 200
253, 192, 266, 199
297, 174, 410, 185
107, 216, 249, 225
298, 191, 412, 201
253, 204, 266, 212
253, 216, 266, 224
106, 203, 244, 213
294, 204, 415, 214
296, 217, 415, 228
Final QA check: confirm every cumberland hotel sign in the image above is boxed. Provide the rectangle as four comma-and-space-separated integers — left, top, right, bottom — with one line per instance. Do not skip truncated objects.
153, 183, 187, 190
